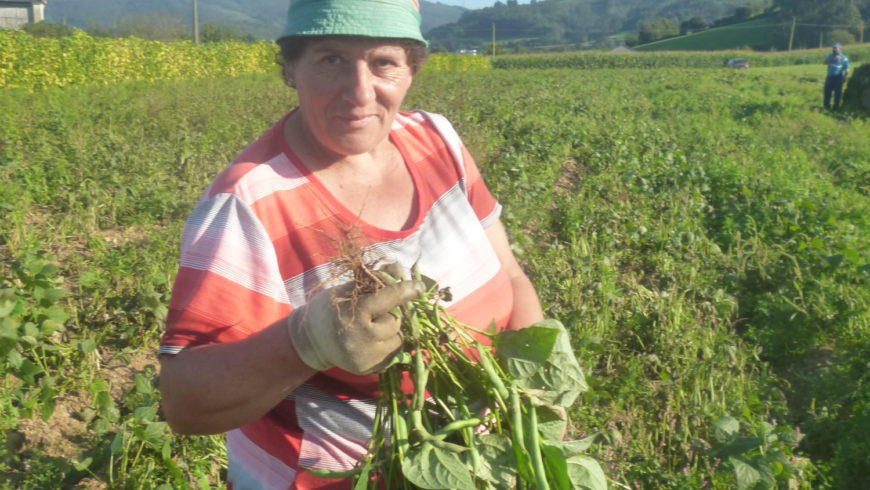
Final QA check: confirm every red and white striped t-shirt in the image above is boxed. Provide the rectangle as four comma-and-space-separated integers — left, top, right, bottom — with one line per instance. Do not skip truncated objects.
159, 110, 514, 489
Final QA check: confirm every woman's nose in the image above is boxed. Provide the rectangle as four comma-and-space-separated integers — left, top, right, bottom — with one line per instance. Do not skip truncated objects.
342, 62, 375, 105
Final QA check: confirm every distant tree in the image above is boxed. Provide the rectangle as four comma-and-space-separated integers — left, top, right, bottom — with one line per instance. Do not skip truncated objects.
116, 13, 190, 41
639, 19, 679, 43
734, 6, 753, 20
827, 28, 857, 45
86, 21, 115, 38
21, 21, 75, 38
680, 16, 709, 34
428, 41, 447, 53
200, 23, 256, 43
507, 0, 519, 6
777, 0, 863, 46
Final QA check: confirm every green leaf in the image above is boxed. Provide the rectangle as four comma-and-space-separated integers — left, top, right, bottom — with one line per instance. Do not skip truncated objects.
0, 316, 20, 357
40, 397, 56, 421
78, 338, 96, 354
497, 325, 560, 377
0, 289, 18, 317
39, 263, 58, 277
750, 454, 778, 487
142, 421, 169, 449
134, 373, 154, 395
40, 287, 67, 304
42, 305, 68, 323
7, 349, 23, 369
153, 305, 168, 322
535, 404, 568, 441
25, 258, 46, 275
540, 443, 572, 489
565, 454, 608, 490
134, 405, 159, 422
543, 434, 599, 458
72, 456, 93, 471
498, 320, 587, 407
17, 359, 44, 385
384, 351, 413, 368
39, 318, 62, 336
711, 436, 764, 459
78, 270, 103, 289
731, 457, 761, 490
161, 440, 172, 461
712, 415, 740, 443
109, 433, 124, 455
473, 434, 517, 487
23, 322, 39, 339
403, 442, 475, 489
39, 379, 56, 421
352, 460, 373, 490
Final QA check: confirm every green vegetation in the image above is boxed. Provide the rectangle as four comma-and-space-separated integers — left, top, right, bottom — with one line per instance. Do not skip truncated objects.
0, 30, 276, 91
1, 61, 868, 488
493, 45, 870, 69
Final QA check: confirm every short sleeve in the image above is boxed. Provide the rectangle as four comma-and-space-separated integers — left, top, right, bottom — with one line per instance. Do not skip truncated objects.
418, 111, 502, 228
159, 193, 292, 354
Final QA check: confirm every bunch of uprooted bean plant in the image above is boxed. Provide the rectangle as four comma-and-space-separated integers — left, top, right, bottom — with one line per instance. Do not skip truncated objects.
307, 262, 607, 489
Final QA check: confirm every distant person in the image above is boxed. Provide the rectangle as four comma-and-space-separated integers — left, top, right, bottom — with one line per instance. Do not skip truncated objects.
823, 42, 850, 110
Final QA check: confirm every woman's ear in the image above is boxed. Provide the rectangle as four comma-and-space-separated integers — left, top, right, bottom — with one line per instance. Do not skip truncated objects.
283, 63, 296, 88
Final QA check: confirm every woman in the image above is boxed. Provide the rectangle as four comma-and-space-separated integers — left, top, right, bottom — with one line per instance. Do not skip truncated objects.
158, 0, 543, 488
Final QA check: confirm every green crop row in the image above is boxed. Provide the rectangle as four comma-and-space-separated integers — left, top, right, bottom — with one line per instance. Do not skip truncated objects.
2, 65, 868, 488
0, 30, 489, 91
425, 53, 491, 72
0, 30, 277, 91
493, 45, 870, 70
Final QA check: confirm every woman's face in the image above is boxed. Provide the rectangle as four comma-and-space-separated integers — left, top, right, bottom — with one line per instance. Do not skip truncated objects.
288, 37, 414, 158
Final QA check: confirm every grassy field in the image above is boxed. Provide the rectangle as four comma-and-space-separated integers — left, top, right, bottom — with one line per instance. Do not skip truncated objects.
1, 63, 868, 489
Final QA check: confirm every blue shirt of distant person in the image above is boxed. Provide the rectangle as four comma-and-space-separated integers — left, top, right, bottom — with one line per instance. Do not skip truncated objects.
823, 43, 850, 110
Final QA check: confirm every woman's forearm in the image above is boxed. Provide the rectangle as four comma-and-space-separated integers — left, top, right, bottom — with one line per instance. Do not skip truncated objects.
158, 319, 316, 435
484, 220, 545, 330
506, 270, 545, 330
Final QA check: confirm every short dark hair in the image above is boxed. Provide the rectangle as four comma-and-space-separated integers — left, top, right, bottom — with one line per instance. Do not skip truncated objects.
275, 35, 428, 87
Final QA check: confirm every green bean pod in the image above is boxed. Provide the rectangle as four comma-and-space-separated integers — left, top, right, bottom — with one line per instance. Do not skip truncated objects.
304, 466, 362, 479
527, 404, 550, 490
477, 344, 510, 401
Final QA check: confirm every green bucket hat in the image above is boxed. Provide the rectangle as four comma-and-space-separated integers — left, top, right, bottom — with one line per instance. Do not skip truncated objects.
278, 0, 427, 46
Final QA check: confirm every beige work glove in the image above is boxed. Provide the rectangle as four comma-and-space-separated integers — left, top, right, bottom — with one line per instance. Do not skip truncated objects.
286, 275, 424, 375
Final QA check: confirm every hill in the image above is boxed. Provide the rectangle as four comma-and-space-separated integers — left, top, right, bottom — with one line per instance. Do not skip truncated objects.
426, 0, 754, 52
634, 15, 790, 51
43, 0, 466, 40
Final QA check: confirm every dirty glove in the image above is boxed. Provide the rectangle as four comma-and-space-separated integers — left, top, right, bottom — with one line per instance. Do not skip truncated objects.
286, 275, 424, 375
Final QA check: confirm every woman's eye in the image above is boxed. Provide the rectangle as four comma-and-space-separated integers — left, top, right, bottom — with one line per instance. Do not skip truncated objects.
322, 55, 342, 65
374, 58, 398, 69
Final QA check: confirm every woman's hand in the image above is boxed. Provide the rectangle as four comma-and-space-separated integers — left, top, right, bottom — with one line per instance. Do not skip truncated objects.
287, 278, 424, 375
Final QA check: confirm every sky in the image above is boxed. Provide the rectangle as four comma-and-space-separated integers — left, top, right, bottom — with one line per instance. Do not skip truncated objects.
437, 0, 533, 9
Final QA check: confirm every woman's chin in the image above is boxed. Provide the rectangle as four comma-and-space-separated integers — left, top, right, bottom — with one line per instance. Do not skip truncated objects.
326, 132, 390, 157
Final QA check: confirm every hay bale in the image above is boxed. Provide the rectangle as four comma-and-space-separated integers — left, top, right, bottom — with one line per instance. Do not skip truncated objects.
843, 63, 870, 111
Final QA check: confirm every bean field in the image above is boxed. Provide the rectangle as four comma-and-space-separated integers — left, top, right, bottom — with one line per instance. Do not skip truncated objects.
1, 61, 868, 489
